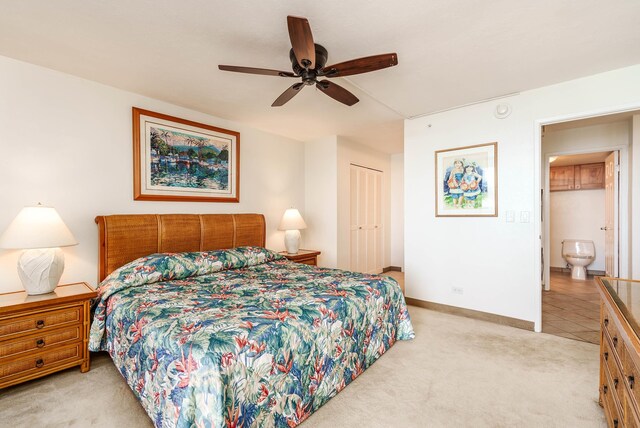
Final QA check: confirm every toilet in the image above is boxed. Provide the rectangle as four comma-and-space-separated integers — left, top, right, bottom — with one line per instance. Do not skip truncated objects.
561, 239, 596, 280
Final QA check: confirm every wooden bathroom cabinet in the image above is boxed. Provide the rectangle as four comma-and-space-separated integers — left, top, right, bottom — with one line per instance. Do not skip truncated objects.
550, 162, 604, 192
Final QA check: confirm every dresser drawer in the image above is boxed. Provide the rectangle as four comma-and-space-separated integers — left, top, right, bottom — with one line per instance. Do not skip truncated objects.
0, 342, 82, 381
623, 345, 640, 416
603, 336, 626, 411
0, 325, 82, 359
0, 305, 82, 341
603, 304, 621, 347
603, 366, 624, 428
298, 259, 317, 266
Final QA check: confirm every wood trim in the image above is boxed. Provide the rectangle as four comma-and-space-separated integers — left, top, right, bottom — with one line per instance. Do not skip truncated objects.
97, 216, 107, 285
0, 283, 96, 315
199, 215, 205, 251
231, 214, 237, 248
95, 214, 266, 282
382, 266, 402, 273
132, 107, 240, 203
405, 297, 534, 331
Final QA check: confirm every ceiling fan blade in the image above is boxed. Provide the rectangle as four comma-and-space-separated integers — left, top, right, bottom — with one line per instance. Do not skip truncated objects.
272, 82, 306, 107
316, 80, 359, 106
322, 53, 398, 77
287, 16, 315, 69
218, 65, 296, 77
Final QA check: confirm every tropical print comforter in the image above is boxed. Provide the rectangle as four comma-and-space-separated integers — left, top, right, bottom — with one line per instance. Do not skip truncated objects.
89, 246, 414, 428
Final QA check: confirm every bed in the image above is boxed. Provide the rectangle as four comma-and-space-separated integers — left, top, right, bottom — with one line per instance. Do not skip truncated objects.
89, 213, 414, 428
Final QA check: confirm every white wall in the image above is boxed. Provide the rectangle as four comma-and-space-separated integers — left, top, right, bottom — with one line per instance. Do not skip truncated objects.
405, 64, 640, 327
304, 136, 338, 268
549, 189, 605, 271
543, 121, 631, 154
0, 56, 305, 292
390, 153, 404, 269
336, 139, 391, 270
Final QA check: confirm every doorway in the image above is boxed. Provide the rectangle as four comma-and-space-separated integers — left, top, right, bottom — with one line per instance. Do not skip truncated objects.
542, 150, 613, 344
539, 112, 634, 341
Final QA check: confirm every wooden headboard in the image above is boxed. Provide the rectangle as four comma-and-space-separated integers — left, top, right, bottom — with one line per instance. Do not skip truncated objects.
95, 214, 266, 282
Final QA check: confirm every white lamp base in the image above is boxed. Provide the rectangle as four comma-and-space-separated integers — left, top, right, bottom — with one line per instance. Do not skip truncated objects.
17, 248, 64, 295
284, 230, 301, 254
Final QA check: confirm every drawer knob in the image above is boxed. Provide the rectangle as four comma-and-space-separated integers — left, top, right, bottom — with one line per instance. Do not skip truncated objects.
630, 375, 635, 389
613, 336, 618, 347
614, 378, 619, 388
35, 358, 44, 368
604, 318, 609, 326
36, 319, 45, 329
36, 338, 45, 348
604, 352, 608, 361
603, 385, 608, 394
614, 419, 618, 428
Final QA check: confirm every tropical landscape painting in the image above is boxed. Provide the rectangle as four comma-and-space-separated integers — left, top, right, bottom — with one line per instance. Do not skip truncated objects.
133, 107, 240, 202
149, 125, 230, 191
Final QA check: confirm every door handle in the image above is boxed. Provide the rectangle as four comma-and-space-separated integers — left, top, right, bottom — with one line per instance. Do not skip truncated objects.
601, 227, 610, 231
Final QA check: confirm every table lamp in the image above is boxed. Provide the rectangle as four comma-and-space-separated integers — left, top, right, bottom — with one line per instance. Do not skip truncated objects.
0, 204, 78, 295
278, 208, 307, 254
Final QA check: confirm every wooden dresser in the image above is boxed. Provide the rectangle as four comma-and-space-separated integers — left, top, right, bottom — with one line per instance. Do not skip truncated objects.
597, 277, 640, 427
279, 249, 321, 266
0, 282, 96, 389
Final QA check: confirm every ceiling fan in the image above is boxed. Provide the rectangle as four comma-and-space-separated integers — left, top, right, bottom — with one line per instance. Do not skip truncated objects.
218, 16, 398, 107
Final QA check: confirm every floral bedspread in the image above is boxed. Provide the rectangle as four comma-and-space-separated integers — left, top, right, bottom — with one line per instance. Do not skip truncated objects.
89, 247, 414, 428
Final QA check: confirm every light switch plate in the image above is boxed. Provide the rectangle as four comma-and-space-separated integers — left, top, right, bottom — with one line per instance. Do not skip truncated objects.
520, 211, 530, 223
506, 210, 515, 223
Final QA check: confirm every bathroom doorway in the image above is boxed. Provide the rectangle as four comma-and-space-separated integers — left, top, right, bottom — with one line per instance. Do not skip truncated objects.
540, 112, 634, 343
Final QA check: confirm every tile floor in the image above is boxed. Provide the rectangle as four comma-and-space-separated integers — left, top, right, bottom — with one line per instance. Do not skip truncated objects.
542, 271, 601, 344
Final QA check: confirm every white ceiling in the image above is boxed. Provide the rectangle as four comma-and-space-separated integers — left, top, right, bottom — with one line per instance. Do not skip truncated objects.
1, 0, 639, 154
550, 152, 611, 167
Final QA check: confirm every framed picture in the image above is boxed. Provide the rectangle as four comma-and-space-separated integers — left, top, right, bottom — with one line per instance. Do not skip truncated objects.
133, 107, 239, 202
435, 142, 497, 217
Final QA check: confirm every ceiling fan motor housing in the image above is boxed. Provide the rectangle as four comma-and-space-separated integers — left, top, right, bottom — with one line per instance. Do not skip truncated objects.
290, 44, 329, 84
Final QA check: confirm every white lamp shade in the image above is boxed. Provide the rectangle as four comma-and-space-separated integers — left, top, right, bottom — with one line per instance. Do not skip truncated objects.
0, 206, 78, 249
278, 208, 307, 231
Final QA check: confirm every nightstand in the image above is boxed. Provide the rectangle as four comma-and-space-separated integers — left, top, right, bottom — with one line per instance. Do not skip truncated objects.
279, 249, 321, 266
0, 282, 97, 389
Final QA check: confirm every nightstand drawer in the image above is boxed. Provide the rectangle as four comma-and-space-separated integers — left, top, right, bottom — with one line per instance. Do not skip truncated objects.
0, 325, 82, 359
279, 250, 321, 266
0, 305, 82, 341
0, 342, 82, 381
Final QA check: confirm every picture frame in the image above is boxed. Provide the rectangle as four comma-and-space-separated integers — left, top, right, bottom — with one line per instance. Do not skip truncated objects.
435, 142, 498, 217
133, 107, 240, 203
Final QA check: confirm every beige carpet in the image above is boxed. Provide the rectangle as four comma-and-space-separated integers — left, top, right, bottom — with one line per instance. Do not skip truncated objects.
0, 306, 605, 427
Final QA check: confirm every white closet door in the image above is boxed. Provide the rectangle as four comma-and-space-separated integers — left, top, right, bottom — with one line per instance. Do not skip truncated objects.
350, 165, 383, 274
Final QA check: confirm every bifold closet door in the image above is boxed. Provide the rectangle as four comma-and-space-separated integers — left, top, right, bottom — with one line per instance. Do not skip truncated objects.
350, 165, 383, 274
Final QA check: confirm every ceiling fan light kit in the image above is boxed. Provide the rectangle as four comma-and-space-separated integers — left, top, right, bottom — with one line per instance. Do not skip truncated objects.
218, 16, 398, 107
